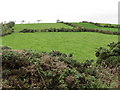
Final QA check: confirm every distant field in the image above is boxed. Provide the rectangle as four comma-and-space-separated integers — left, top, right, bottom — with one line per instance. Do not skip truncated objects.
1, 32, 118, 62
14, 23, 73, 31
14, 23, 119, 32
72, 23, 118, 32
99, 23, 120, 27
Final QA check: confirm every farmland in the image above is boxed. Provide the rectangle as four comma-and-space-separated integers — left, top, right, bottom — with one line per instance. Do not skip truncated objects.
1, 22, 119, 89
14, 23, 73, 31
72, 22, 119, 32
98, 23, 120, 27
1, 32, 118, 62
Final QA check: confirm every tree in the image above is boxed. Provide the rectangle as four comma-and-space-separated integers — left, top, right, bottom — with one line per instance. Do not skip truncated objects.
3, 21, 6, 24
21, 20, 25, 24
36, 20, 41, 23
56, 19, 61, 23
7, 21, 15, 28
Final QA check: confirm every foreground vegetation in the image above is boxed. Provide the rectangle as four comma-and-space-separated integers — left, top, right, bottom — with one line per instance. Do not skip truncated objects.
1, 21, 119, 89
1, 32, 118, 61
2, 42, 119, 89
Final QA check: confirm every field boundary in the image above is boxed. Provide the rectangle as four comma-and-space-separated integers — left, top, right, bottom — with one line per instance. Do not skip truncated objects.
19, 27, 120, 35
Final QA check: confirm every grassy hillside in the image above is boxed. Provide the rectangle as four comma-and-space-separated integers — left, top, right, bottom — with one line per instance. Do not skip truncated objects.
72, 23, 118, 32
14, 23, 73, 31
1, 32, 118, 62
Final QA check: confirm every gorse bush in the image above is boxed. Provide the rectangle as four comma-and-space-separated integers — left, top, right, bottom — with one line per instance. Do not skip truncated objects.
96, 42, 120, 68
2, 50, 108, 89
2, 42, 119, 89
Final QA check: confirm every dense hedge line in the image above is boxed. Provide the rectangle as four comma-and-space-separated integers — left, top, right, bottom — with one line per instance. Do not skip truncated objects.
81, 21, 120, 28
2, 42, 119, 89
20, 27, 120, 35
92, 23, 120, 28
0, 21, 15, 36
62, 22, 120, 35
18, 21, 120, 35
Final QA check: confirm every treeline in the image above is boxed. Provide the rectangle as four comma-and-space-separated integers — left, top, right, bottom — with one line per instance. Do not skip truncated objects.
2, 42, 120, 89
0, 21, 15, 36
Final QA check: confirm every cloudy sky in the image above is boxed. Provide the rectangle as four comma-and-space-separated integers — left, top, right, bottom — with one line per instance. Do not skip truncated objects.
0, 0, 119, 24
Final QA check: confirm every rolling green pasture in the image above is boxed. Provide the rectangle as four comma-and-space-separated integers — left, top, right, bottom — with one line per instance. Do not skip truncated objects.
72, 23, 118, 32
14, 23, 73, 31
1, 32, 118, 62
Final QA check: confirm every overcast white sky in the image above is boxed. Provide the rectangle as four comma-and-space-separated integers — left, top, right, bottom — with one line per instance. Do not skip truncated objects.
0, 0, 119, 24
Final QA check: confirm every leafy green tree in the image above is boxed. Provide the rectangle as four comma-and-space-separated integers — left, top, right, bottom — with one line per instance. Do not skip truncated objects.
36, 20, 41, 23
7, 21, 15, 28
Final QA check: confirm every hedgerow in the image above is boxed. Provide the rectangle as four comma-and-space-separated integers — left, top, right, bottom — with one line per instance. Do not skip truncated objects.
90, 22, 120, 28
79, 21, 120, 28
19, 27, 120, 35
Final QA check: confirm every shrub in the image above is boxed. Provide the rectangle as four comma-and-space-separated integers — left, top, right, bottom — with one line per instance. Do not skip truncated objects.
7, 21, 15, 28
2, 49, 108, 89
96, 42, 120, 67
0, 46, 11, 50
19, 29, 37, 33
0, 21, 15, 36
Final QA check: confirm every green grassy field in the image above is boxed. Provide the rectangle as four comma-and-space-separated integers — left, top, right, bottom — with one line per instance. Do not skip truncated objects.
1, 32, 118, 62
72, 23, 118, 32
99, 23, 120, 27
14, 23, 73, 31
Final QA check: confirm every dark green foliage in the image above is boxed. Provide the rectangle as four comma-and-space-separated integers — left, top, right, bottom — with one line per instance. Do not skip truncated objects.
49, 50, 67, 57
0, 21, 15, 36
89, 22, 120, 28
19, 27, 120, 35
82, 21, 88, 23
2, 49, 107, 89
7, 21, 15, 28
96, 42, 120, 67
19, 29, 37, 33
2, 50, 30, 70
0, 46, 11, 50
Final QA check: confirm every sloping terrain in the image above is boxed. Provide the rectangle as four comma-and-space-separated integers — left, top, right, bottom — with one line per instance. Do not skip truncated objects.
72, 23, 118, 32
